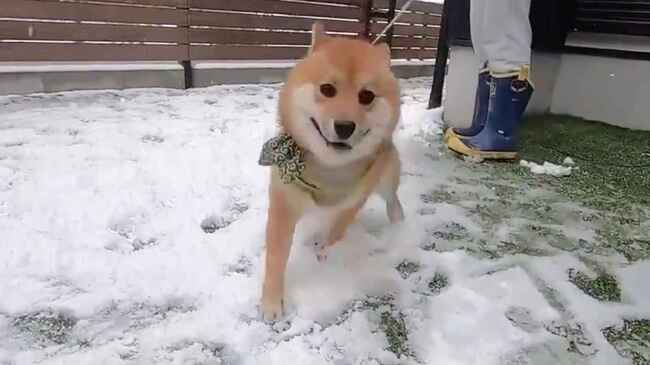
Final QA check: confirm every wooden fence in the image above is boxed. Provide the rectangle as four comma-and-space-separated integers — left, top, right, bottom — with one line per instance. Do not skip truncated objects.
0, 0, 440, 62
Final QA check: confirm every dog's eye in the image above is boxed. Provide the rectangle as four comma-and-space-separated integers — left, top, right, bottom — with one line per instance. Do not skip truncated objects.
358, 89, 375, 105
320, 84, 337, 98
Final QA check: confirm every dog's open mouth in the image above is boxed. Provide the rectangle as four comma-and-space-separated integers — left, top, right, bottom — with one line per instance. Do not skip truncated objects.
310, 118, 352, 151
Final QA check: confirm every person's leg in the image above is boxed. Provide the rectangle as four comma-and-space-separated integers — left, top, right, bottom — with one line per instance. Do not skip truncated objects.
447, 0, 534, 160
445, 0, 491, 141
469, 0, 488, 66
481, 0, 532, 74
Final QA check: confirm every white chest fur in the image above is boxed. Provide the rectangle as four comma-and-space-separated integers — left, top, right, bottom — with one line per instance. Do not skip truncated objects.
302, 154, 372, 206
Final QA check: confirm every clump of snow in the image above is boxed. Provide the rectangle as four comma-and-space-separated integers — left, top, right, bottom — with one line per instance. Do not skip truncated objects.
463, 155, 485, 164
563, 157, 576, 166
520, 160, 573, 177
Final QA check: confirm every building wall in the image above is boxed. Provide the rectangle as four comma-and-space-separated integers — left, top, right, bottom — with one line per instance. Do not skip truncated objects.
443, 45, 650, 131
551, 54, 650, 131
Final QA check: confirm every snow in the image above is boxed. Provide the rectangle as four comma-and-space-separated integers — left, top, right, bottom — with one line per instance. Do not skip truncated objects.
193, 61, 297, 70
0, 78, 648, 364
520, 160, 573, 177
563, 157, 576, 166
412, 267, 558, 364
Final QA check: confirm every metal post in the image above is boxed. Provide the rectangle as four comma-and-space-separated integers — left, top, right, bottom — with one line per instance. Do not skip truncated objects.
181, 60, 193, 89
180, 0, 192, 89
428, 0, 450, 109
360, 0, 373, 39
385, 0, 397, 48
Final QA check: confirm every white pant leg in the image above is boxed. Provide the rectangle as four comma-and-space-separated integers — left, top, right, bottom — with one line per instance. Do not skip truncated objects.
478, 0, 532, 73
469, 0, 488, 69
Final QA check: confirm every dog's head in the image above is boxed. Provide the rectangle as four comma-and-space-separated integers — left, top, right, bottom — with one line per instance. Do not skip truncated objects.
279, 23, 400, 167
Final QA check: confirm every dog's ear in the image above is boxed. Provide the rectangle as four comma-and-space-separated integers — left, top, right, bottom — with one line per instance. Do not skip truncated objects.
310, 22, 328, 53
374, 42, 392, 67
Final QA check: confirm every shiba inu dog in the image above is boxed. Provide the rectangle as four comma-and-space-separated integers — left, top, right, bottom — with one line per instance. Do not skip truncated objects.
259, 23, 404, 320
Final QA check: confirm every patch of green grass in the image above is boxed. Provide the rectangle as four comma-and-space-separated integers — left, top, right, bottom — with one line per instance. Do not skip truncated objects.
13, 310, 77, 346
519, 115, 650, 210
428, 272, 449, 294
361, 296, 411, 359
395, 260, 420, 279
468, 115, 650, 262
595, 211, 650, 262
380, 311, 409, 358
603, 319, 650, 365
569, 270, 621, 302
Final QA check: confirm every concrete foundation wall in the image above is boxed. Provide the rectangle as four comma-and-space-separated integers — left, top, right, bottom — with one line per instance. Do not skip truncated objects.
0, 70, 185, 95
0, 62, 433, 96
193, 63, 433, 87
443, 45, 650, 131
550, 54, 650, 131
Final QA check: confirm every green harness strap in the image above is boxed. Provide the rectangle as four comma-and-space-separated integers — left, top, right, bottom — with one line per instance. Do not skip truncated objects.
258, 134, 319, 191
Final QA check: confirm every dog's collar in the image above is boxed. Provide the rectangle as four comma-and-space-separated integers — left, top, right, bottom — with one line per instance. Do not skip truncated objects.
258, 134, 319, 191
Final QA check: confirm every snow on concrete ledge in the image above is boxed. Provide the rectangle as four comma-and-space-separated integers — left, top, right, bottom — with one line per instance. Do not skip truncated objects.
0, 61, 183, 73
0, 60, 433, 73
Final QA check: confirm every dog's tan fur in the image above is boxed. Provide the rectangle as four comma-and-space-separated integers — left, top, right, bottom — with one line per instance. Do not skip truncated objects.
262, 23, 404, 320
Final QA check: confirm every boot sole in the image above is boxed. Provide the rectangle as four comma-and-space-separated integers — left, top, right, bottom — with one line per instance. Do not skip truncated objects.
443, 128, 455, 142
444, 128, 472, 142
446, 135, 518, 160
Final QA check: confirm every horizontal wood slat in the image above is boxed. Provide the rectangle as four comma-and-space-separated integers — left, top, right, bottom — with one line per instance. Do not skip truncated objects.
577, 0, 650, 10
578, 4, 650, 12
190, 45, 308, 60
297, 0, 362, 5
0, 0, 187, 25
370, 11, 440, 25
396, 12, 441, 26
575, 20, 650, 36
190, 29, 358, 45
578, 9, 650, 21
191, 0, 359, 19
392, 48, 436, 59
190, 29, 310, 45
370, 22, 439, 37
190, 11, 362, 34
0, 21, 186, 42
52, 0, 188, 7
373, 0, 443, 14
575, 0, 650, 36
391, 36, 438, 48
0, 43, 188, 61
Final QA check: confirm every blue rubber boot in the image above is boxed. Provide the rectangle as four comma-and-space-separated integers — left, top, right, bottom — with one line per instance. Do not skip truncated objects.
444, 68, 491, 141
447, 66, 534, 160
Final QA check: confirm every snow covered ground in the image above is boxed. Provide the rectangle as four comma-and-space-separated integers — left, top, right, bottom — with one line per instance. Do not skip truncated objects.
0, 78, 648, 365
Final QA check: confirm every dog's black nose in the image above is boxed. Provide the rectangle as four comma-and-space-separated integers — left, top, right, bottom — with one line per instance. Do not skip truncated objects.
334, 120, 356, 140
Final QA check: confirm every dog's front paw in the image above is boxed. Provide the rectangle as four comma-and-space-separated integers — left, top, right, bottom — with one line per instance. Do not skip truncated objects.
304, 231, 328, 255
261, 295, 284, 322
387, 199, 405, 224
315, 248, 328, 262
